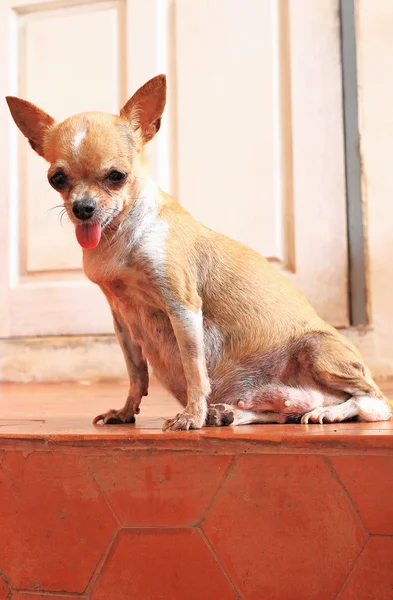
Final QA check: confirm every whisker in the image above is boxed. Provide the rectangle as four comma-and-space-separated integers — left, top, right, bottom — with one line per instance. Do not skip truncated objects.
59, 210, 69, 228
46, 204, 64, 215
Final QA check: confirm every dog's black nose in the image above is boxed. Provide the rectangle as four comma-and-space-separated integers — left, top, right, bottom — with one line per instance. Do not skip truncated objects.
72, 198, 96, 221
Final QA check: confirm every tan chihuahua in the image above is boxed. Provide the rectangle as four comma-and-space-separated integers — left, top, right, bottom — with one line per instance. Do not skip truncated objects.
6, 75, 392, 430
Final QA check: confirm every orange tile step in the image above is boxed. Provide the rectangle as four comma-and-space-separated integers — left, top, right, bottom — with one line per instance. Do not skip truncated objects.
0, 381, 392, 599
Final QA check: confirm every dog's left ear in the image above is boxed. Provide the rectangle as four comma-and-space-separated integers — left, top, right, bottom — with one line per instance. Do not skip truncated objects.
6, 97, 55, 159
120, 74, 166, 144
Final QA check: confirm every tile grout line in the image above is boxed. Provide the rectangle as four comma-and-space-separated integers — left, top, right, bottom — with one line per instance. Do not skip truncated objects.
0, 568, 11, 600
195, 455, 241, 598
198, 455, 237, 527
81, 454, 122, 528
82, 450, 121, 598
324, 455, 370, 537
198, 528, 242, 600
83, 529, 119, 598
335, 538, 369, 599
324, 456, 370, 599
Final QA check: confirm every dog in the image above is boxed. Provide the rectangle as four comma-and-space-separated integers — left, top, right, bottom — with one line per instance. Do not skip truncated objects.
6, 74, 392, 430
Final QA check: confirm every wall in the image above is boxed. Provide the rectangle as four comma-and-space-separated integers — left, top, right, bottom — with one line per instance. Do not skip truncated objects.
0, 336, 126, 383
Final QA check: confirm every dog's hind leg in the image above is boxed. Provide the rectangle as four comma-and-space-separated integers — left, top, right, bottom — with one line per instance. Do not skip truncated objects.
301, 396, 391, 424
206, 403, 287, 426
298, 332, 392, 423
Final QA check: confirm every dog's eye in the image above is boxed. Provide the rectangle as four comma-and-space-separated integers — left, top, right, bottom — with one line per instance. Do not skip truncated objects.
49, 170, 67, 190
107, 170, 127, 184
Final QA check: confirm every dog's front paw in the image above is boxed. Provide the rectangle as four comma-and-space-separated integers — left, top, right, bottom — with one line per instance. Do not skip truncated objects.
93, 409, 136, 425
163, 412, 203, 431
205, 404, 235, 427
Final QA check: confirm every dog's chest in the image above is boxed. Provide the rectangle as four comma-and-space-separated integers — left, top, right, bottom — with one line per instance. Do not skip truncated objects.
82, 244, 129, 284
81, 225, 181, 371
100, 270, 178, 363
103, 270, 162, 314
82, 215, 168, 285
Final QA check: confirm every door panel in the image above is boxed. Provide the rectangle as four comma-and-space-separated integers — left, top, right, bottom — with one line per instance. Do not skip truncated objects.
176, 0, 349, 326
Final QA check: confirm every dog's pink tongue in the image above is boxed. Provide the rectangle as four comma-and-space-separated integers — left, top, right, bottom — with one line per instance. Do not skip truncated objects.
75, 223, 102, 249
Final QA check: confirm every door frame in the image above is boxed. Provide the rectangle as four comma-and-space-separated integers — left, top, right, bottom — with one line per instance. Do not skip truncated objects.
340, 0, 368, 326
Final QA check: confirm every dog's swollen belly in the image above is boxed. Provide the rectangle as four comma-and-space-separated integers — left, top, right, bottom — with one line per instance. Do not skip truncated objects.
205, 329, 393, 425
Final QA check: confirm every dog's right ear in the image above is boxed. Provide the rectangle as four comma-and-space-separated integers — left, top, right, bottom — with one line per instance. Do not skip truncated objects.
6, 97, 55, 159
120, 75, 167, 145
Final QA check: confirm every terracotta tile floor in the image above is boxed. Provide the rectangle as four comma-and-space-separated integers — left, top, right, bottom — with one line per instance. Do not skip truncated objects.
0, 381, 392, 599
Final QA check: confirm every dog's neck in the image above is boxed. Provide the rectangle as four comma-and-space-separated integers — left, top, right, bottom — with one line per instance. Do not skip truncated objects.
123, 177, 161, 247
81, 175, 167, 282
88, 176, 163, 256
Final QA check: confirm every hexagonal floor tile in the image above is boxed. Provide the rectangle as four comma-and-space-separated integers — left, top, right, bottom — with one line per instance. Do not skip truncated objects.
0, 573, 9, 600
91, 528, 237, 600
203, 455, 367, 600
0, 451, 117, 593
87, 453, 231, 526
331, 456, 393, 534
338, 537, 393, 599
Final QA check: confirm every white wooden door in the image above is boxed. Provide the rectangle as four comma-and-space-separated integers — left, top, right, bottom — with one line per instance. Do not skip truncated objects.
0, 0, 348, 338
